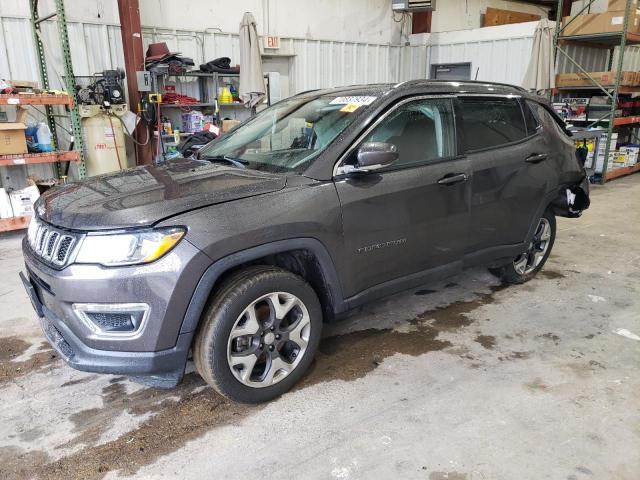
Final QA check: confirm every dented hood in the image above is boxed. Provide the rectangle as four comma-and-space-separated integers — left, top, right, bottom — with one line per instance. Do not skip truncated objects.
37, 159, 287, 230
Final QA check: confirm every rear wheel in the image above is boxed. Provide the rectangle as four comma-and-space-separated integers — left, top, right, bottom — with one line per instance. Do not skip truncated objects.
489, 210, 556, 284
194, 266, 322, 403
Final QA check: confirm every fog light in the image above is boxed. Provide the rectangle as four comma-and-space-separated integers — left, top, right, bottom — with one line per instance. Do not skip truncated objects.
73, 303, 149, 336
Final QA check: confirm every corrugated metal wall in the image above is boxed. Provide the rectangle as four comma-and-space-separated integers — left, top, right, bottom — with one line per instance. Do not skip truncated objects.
141, 28, 423, 93
0, 16, 124, 188
0, 13, 629, 188
428, 35, 533, 84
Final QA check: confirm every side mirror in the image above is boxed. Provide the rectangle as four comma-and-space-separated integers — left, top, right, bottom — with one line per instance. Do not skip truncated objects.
355, 142, 399, 171
335, 142, 399, 176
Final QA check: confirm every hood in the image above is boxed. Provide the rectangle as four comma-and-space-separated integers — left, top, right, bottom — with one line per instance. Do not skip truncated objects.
37, 159, 287, 230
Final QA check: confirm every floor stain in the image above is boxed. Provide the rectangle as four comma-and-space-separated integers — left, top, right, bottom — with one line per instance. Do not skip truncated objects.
6, 374, 256, 480
429, 472, 467, 480
474, 334, 496, 350
525, 377, 549, 392
2, 286, 506, 480
498, 351, 531, 361
0, 336, 58, 385
538, 332, 561, 345
539, 270, 566, 280
60, 375, 98, 388
0, 447, 51, 480
302, 285, 504, 387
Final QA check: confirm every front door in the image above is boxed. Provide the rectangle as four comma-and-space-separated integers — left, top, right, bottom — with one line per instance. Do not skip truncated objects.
334, 96, 471, 298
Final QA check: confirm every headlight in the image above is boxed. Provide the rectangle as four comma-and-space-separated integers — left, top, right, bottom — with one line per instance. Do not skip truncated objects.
75, 227, 185, 266
27, 216, 40, 248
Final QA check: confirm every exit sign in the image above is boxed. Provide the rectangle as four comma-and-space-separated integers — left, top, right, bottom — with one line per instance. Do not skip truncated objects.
264, 36, 280, 49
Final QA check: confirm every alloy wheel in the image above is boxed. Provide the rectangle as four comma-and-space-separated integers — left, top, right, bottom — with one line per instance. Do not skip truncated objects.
513, 217, 552, 275
226, 292, 311, 388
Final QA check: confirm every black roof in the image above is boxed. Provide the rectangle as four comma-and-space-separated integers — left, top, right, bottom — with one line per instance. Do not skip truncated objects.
298, 79, 535, 101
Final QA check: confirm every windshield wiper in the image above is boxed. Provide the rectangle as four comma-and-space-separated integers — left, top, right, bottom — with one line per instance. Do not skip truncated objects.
200, 154, 248, 169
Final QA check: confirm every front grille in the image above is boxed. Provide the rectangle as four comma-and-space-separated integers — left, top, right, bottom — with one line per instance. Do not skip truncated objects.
28, 218, 79, 268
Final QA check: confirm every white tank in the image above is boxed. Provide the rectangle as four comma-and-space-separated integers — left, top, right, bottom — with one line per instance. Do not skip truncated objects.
79, 104, 128, 177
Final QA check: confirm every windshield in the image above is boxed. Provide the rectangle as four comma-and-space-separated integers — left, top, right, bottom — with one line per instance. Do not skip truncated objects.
198, 94, 378, 173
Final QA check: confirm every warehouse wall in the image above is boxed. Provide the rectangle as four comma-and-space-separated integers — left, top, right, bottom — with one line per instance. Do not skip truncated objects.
0, 0, 405, 44
425, 21, 609, 85
431, 0, 550, 32
0, 0, 617, 189
140, 0, 405, 45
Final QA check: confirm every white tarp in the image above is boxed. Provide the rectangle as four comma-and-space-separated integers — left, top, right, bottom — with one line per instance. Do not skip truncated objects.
522, 19, 556, 94
239, 12, 266, 108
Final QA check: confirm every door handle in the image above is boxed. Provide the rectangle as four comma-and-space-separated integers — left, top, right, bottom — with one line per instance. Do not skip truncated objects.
525, 153, 548, 164
437, 173, 468, 185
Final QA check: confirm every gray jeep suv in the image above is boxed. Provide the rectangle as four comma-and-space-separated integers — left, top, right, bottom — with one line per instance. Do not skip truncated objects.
21, 80, 590, 403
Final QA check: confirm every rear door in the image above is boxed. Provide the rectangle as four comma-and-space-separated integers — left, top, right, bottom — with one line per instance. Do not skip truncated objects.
458, 96, 549, 254
334, 96, 471, 298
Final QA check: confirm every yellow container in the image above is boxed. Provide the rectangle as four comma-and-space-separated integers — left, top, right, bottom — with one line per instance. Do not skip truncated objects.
219, 86, 233, 104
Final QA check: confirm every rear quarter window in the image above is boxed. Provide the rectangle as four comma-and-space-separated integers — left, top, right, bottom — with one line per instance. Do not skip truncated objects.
531, 102, 572, 139
523, 100, 541, 136
459, 97, 527, 151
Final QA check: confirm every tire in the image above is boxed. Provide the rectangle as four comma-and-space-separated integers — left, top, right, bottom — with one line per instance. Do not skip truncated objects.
489, 210, 556, 285
193, 266, 323, 403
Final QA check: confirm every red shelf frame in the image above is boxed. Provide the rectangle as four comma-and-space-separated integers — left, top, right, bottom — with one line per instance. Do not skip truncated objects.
0, 93, 73, 106
0, 216, 30, 233
605, 162, 640, 181
0, 151, 80, 167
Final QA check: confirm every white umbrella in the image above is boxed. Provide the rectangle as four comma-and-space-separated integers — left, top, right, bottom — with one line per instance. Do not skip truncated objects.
239, 12, 266, 108
522, 19, 556, 94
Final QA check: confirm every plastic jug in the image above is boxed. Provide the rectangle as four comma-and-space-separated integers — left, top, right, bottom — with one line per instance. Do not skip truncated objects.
36, 122, 53, 152
219, 86, 233, 104
25, 122, 39, 144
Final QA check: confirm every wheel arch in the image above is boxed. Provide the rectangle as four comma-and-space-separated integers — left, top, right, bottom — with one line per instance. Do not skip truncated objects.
179, 238, 346, 337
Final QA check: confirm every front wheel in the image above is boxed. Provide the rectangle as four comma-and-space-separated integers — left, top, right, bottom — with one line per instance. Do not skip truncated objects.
489, 210, 556, 284
193, 266, 322, 403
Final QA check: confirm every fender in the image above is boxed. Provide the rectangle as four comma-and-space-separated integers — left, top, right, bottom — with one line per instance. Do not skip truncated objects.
524, 177, 589, 244
524, 188, 560, 245
178, 238, 346, 335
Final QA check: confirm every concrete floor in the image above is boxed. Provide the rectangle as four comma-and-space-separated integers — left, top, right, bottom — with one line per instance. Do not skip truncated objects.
1, 176, 639, 480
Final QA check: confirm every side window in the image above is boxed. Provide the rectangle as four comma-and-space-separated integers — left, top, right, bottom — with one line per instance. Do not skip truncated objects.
459, 97, 527, 151
523, 100, 541, 136
361, 98, 456, 168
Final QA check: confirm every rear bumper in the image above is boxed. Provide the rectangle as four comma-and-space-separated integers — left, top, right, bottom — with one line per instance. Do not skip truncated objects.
21, 271, 191, 387
552, 177, 590, 218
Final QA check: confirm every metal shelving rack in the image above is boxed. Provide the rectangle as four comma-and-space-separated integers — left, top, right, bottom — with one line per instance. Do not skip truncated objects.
149, 71, 252, 158
29, 0, 85, 178
553, 0, 640, 184
0, 1, 84, 233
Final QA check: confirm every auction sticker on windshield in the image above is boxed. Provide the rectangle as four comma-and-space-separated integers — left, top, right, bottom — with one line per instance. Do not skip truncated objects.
340, 103, 362, 113
330, 96, 377, 106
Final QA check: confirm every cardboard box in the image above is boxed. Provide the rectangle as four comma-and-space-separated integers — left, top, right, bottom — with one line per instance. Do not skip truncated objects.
562, 10, 640, 35
0, 122, 28, 155
7, 80, 39, 90
0, 188, 13, 219
571, 0, 608, 15
222, 119, 241, 132
608, 0, 638, 11
620, 145, 639, 165
556, 71, 638, 87
9, 185, 40, 217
